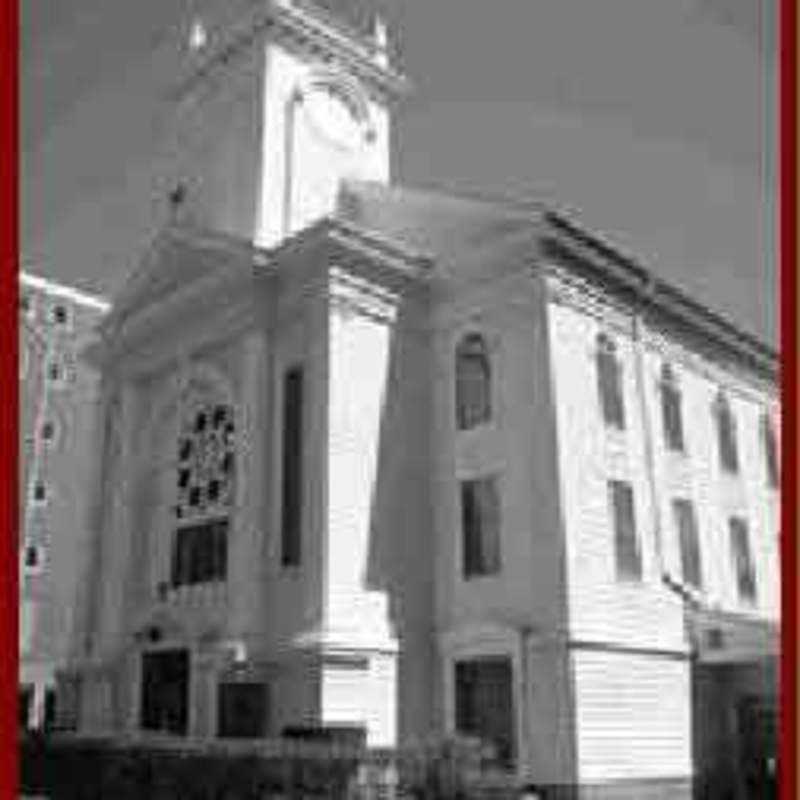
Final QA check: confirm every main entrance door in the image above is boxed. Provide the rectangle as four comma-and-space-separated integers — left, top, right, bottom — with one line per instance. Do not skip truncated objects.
737, 696, 777, 799
455, 656, 515, 767
140, 649, 190, 735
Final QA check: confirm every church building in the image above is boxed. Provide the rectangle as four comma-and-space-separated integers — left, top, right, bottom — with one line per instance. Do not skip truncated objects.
61, 1, 779, 796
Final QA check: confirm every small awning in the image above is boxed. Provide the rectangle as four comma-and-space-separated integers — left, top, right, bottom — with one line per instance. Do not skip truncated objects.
686, 606, 779, 665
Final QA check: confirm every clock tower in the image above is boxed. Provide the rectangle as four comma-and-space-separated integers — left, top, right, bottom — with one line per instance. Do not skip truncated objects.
158, 0, 408, 247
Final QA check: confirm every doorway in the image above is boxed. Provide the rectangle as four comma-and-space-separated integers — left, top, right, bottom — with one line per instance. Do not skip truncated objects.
140, 649, 190, 735
454, 656, 515, 767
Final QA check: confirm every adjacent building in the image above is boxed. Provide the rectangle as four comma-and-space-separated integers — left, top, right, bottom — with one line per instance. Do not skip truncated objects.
36, 1, 778, 797
19, 273, 109, 730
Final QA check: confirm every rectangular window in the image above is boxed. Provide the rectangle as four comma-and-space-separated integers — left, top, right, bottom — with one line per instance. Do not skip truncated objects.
217, 683, 269, 738
461, 477, 501, 578
762, 414, 779, 489
660, 369, 684, 452
596, 338, 625, 430
729, 517, 757, 602
455, 657, 514, 767
673, 498, 702, 589
715, 396, 739, 474
608, 480, 641, 581
170, 519, 228, 587
281, 366, 304, 567
19, 685, 33, 729
44, 688, 57, 730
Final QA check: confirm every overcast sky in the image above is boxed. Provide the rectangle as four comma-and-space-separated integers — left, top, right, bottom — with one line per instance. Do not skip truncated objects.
21, 0, 777, 345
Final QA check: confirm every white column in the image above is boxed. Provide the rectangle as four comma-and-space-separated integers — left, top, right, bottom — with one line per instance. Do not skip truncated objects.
323, 269, 397, 648
320, 268, 400, 747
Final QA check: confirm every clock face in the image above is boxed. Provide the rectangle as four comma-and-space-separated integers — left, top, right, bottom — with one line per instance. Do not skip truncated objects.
300, 84, 369, 153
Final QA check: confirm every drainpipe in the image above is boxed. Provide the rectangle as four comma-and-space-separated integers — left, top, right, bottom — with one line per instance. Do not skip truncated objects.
518, 625, 533, 781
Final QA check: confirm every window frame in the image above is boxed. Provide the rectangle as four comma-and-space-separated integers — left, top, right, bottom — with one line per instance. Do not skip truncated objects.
595, 333, 625, 431
659, 364, 685, 453
761, 412, 779, 490
713, 392, 739, 475
608, 479, 642, 582
455, 332, 493, 432
729, 516, 757, 603
460, 474, 502, 580
672, 498, 703, 590
170, 391, 236, 589
280, 365, 305, 568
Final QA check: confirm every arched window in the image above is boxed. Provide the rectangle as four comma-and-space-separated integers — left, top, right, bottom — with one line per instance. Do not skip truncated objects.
660, 364, 684, 452
714, 392, 738, 474
596, 333, 625, 430
456, 333, 492, 431
171, 388, 235, 587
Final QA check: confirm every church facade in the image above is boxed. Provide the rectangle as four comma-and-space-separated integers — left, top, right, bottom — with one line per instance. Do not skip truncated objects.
59, 1, 778, 796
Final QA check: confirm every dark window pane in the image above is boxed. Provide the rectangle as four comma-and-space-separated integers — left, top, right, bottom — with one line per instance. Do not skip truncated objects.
217, 683, 269, 738
730, 517, 757, 602
140, 649, 190, 735
24, 545, 39, 568
660, 365, 684, 452
282, 367, 304, 567
715, 394, 739, 474
596, 335, 625, 430
455, 658, 514, 767
461, 477, 501, 578
171, 520, 228, 587
456, 334, 492, 430
762, 414, 779, 489
673, 499, 702, 589
609, 481, 641, 581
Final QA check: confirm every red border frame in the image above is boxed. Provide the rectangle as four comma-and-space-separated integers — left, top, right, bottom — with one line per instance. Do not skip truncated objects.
2, 0, 18, 797
779, 0, 797, 796
2, 2, 796, 799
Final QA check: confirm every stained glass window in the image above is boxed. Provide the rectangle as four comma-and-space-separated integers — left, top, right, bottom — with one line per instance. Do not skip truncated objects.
171, 396, 235, 587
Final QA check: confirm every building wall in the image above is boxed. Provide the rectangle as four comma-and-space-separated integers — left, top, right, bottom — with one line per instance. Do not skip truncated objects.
430, 270, 576, 782
19, 275, 108, 727
544, 268, 778, 788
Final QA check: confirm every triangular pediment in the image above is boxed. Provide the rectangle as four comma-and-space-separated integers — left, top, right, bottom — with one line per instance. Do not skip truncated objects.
105, 224, 255, 332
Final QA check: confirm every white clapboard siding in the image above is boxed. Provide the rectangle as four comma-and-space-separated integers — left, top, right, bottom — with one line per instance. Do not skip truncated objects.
571, 648, 692, 782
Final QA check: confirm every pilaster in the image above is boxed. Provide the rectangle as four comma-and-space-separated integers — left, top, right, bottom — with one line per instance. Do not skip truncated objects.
229, 330, 271, 644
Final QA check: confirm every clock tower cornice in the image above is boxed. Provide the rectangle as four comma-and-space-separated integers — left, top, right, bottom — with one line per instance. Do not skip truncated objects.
167, 0, 411, 107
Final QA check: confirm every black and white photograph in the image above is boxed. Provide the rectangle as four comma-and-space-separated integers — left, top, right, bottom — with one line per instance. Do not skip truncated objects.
19, 1, 781, 797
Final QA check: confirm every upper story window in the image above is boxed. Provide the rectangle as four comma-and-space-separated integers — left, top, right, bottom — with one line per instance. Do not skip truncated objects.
455, 333, 492, 431
31, 481, 48, 505
608, 480, 641, 581
461, 475, 501, 579
171, 393, 235, 588
595, 333, 625, 430
51, 303, 69, 327
761, 413, 779, 490
281, 366, 304, 568
713, 392, 739, 475
659, 364, 684, 452
23, 544, 42, 572
672, 498, 702, 590
729, 516, 757, 603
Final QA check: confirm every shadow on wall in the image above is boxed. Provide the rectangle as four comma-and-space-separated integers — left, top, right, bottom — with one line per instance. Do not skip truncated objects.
362, 291, 436, 743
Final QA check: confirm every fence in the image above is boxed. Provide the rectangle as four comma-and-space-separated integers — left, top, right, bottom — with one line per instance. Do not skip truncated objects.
20, 732, 524, 799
